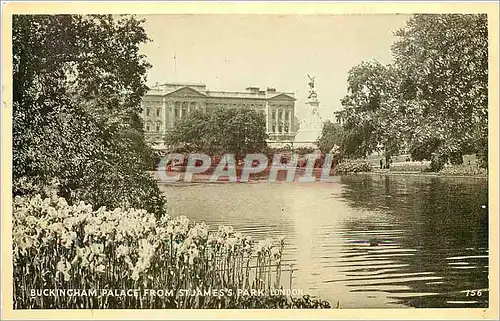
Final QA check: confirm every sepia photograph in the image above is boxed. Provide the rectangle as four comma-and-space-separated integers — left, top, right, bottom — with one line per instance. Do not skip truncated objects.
1, 1, 499, 320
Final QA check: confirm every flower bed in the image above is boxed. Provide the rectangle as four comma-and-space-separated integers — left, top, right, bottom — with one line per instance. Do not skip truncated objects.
13, 195, 331, 309
389, 162, 430, 172
334, 159, 372, 174
439, 164, 488, 176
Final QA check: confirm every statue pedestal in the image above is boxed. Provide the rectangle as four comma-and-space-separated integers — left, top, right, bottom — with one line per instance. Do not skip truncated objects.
294, 99, 323, 149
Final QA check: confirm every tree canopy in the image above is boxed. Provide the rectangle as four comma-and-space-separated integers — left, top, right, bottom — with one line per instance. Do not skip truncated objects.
166, 107, 268, 157
316, 120, 345, 154
331, 14, 488, 169
392, 14, 488, 166
335, 61, 407, 162
13, 14, 166, 215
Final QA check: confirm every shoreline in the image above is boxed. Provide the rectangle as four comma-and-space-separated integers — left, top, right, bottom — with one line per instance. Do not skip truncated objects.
366, 170, 488, 179
151, 169, 488, 184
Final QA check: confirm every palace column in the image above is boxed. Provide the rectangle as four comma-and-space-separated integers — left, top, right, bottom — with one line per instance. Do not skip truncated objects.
281, 107, 286, 133
170, 103, 175, 128
265, 102, 270, 133
163, 99, 167, 134
288, 107, 292, 133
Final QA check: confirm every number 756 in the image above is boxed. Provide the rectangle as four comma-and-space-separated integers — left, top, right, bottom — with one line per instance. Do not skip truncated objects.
466, 290, 483, 297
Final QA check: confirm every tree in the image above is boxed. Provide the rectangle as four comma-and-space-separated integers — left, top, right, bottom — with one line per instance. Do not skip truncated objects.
13, 14, 166, 215
392, 14, 488, 166
166, 107, 268, 157
316, 120, 344, 153
165, 110, 212, 151
335, 61, 406, 163
335, 14, 488, 170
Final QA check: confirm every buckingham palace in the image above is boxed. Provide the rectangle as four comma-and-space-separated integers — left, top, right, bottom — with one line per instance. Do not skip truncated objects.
141, 82, 297, 148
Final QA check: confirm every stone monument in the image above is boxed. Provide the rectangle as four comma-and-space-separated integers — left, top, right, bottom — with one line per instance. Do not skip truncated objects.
293, 74, 323, 148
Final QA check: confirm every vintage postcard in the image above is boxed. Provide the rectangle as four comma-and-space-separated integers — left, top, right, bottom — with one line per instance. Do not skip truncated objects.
1, 1, 499, 320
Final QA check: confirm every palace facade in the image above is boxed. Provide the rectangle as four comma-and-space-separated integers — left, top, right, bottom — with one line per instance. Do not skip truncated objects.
141, 82, 296, 147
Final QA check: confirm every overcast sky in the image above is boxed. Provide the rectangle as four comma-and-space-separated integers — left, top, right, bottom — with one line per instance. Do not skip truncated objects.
138, 14, 411, 122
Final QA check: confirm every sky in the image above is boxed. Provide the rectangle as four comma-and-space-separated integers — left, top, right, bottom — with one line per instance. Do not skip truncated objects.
138, 14, 411, 122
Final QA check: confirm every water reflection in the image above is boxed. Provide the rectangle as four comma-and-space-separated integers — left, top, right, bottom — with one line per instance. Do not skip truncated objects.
337, 175, 488, 308
159, 174, 488, 308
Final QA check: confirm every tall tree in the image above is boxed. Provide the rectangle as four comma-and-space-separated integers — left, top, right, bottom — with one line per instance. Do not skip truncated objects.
335, 61, 406, 163
13, 14, 166, 215
392, 14, 488, 166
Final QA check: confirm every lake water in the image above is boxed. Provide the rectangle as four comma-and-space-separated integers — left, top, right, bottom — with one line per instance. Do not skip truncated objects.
159, 174, 489, 308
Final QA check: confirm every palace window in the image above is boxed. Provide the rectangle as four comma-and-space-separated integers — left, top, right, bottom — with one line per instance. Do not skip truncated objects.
278, 124, 283, 133
145, 123, 150, 131
156, 108, 161, 117
146, 108, 150, 117
284, 124, 289, 133
156, 121, 162, 132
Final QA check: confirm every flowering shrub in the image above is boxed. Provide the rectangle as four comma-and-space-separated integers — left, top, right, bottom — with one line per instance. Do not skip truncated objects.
13, 195, 330, 309
334, 159, 372, 174
439, 164, 488, 176
389, 162, 430, 172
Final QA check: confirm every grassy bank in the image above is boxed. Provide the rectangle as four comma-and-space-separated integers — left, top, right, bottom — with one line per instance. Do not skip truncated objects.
367, 156, 487, 178
368, 169, 487, 179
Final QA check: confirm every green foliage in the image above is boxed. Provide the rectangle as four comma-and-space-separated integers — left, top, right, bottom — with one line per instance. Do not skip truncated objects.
335, 62, 405, 161
430, 153, 446, 172
409, 137, 441, 162
166, 107, 268, 156
316, 120, 345, 154
389, 162, 430, 172
334, 159, 372, 174
12, 14, 166, 215
392, 14, 488, 167
293, 146, 317, 155
335, 14, 488, 170
439, 164, 488, 176
13, 194, 331, 309
186, 294, 332, 309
